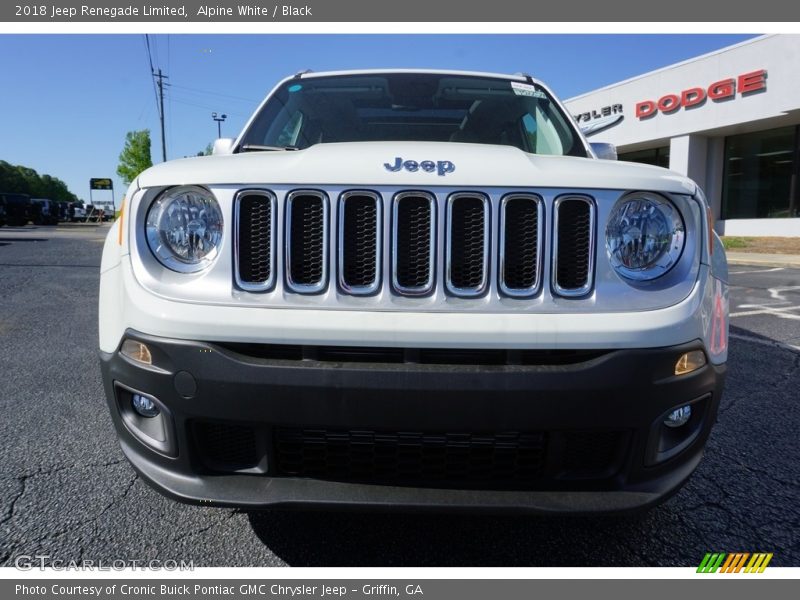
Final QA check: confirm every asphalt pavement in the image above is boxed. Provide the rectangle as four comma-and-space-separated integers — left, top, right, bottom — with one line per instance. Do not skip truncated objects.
0, 226, 798, 567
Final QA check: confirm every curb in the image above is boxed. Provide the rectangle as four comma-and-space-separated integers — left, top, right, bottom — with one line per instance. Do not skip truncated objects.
726, 256, 800, 268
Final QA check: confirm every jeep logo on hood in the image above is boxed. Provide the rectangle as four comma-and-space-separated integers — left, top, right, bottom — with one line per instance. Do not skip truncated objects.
384, 157, 455, 176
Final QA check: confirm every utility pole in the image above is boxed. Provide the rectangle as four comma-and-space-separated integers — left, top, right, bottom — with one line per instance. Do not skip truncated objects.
154, 68, 169, 162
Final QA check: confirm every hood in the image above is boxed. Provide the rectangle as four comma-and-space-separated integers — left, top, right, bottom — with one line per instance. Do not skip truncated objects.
137, 141, 697, 195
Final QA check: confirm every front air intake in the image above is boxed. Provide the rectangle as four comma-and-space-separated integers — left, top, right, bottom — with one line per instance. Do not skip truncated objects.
338, 191, 381, 295
286, 190, 328, 294
234, 191, 276, 292
552, 196, 595, 297
499, 194, 543, 297
392, 192, 436, 296
446, 193, 489, 297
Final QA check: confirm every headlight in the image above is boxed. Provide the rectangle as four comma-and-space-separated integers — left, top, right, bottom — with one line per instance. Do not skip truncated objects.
146, 186, 223, 273
605, 192, 685, 281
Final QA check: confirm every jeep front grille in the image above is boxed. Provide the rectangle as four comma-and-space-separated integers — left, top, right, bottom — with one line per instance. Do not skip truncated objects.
553, 196, 595, 297
392, 192, 436, 295
234, 191, 276, 291
338, 191, 381, 295
499, 194, 543, 297
446, 193, 489, 297
233, 189, 598, 301
286, 190, 328, 293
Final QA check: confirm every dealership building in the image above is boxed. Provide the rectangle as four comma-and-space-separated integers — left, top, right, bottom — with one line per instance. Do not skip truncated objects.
565, 34, 800, 237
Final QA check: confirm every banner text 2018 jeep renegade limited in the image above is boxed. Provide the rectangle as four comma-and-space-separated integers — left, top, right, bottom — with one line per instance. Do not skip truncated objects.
99, 70, 728, 513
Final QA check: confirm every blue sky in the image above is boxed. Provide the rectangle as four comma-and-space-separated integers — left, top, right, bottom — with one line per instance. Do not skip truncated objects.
0, 34, 755, 204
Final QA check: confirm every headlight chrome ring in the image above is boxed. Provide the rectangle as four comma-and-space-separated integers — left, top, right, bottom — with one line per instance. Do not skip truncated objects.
606, 192, 685, 282
145, 185, 223, 273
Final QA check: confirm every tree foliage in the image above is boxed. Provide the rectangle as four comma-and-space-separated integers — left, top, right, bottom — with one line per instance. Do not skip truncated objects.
116, 129, 153, 185
0, 160, 79, 202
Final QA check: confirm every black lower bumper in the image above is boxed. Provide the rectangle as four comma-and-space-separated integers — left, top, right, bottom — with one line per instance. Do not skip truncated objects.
100, 331, 725, 513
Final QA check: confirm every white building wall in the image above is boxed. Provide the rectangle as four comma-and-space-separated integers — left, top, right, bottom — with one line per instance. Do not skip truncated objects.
566, 35, 800, 149
564, 35, 800, 237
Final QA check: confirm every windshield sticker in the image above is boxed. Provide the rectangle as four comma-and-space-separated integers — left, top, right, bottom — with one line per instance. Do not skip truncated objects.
511, 81, 546, 98
288, 84, 303, 93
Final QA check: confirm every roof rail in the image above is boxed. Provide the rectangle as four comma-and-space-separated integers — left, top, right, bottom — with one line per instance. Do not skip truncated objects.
513, 72, 536, 85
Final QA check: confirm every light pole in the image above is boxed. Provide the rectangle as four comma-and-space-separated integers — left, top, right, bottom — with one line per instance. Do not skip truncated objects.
211, 112, 227, 138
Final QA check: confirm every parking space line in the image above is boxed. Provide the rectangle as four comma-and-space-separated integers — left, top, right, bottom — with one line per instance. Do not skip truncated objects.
731, 305, 800, 319
730, 267, 785, 275
730, 332, 800, 353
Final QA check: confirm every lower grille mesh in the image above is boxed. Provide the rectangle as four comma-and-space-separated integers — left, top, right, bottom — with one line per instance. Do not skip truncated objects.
276, 428, 547, 489
194, 422, 259, 470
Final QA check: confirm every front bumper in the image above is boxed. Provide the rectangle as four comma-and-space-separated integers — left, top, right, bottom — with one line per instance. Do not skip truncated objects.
101, 331, 725, 513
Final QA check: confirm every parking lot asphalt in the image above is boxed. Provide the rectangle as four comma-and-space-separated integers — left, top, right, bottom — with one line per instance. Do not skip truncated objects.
0, 225, 798, 567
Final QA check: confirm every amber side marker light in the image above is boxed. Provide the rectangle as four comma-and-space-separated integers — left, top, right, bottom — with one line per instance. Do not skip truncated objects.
121, 339, 153, 365
675, 350, 706, 376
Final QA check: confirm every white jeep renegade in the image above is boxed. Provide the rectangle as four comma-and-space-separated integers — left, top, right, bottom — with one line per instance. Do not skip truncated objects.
99, 70, 729, 513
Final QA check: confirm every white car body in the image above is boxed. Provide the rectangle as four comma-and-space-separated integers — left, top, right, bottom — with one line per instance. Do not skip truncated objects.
99, 70, 729, 513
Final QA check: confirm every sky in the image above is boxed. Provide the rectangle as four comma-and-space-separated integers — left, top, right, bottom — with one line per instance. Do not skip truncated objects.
0, 33, 757, 205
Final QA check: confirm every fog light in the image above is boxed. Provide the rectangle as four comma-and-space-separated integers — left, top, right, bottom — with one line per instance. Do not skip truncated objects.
675, 350, 706, 376
131, 394, 160, 418
664, 405, 692, 428
121, 339, 152, 365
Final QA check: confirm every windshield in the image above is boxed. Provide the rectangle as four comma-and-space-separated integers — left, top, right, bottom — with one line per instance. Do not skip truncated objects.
239, 73, 585, 157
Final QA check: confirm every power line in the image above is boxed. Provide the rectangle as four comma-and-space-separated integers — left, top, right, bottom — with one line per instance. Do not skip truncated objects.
142, 35, 159, 113
168, 83, 259, 104
168, 96, 249, 118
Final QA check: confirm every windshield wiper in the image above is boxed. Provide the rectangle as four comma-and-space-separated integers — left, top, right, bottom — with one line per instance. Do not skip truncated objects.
238, 144, 299, 152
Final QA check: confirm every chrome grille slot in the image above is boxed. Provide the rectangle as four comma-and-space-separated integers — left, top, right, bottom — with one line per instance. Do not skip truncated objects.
446, 193, 489, 297
338, 191, 381, 295
499, 194, 543, 297
286, 190, 328, 294
234, 190, 276, 292
392, 192, 436, 296
552, 196, 595, 297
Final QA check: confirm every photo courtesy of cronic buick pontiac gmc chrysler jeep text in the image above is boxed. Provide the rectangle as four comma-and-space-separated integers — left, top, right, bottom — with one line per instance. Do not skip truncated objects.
98, 70, 729, 513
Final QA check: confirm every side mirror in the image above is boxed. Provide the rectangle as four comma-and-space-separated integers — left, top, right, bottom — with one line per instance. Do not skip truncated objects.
212, 138, 236, 155
590, 142, 617, 161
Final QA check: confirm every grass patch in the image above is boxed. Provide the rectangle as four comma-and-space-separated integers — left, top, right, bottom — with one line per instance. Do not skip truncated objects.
721, 236, 752, 250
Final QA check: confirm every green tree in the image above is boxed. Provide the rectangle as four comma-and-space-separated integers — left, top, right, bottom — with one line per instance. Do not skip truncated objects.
116, 130, 153, 185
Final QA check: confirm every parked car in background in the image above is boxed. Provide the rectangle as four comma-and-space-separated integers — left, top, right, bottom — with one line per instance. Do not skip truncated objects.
31, 198, 60, 225
0, 196, 7, 226
0, 193, 32, 226
69, 203, 87, 222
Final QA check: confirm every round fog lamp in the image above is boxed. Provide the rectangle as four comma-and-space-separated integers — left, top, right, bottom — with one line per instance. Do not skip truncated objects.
131, 394, 160, 418
664, 405, 692, 428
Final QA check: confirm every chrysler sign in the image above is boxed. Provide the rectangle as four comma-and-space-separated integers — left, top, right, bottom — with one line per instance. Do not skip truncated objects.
635, 70, 767, 119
